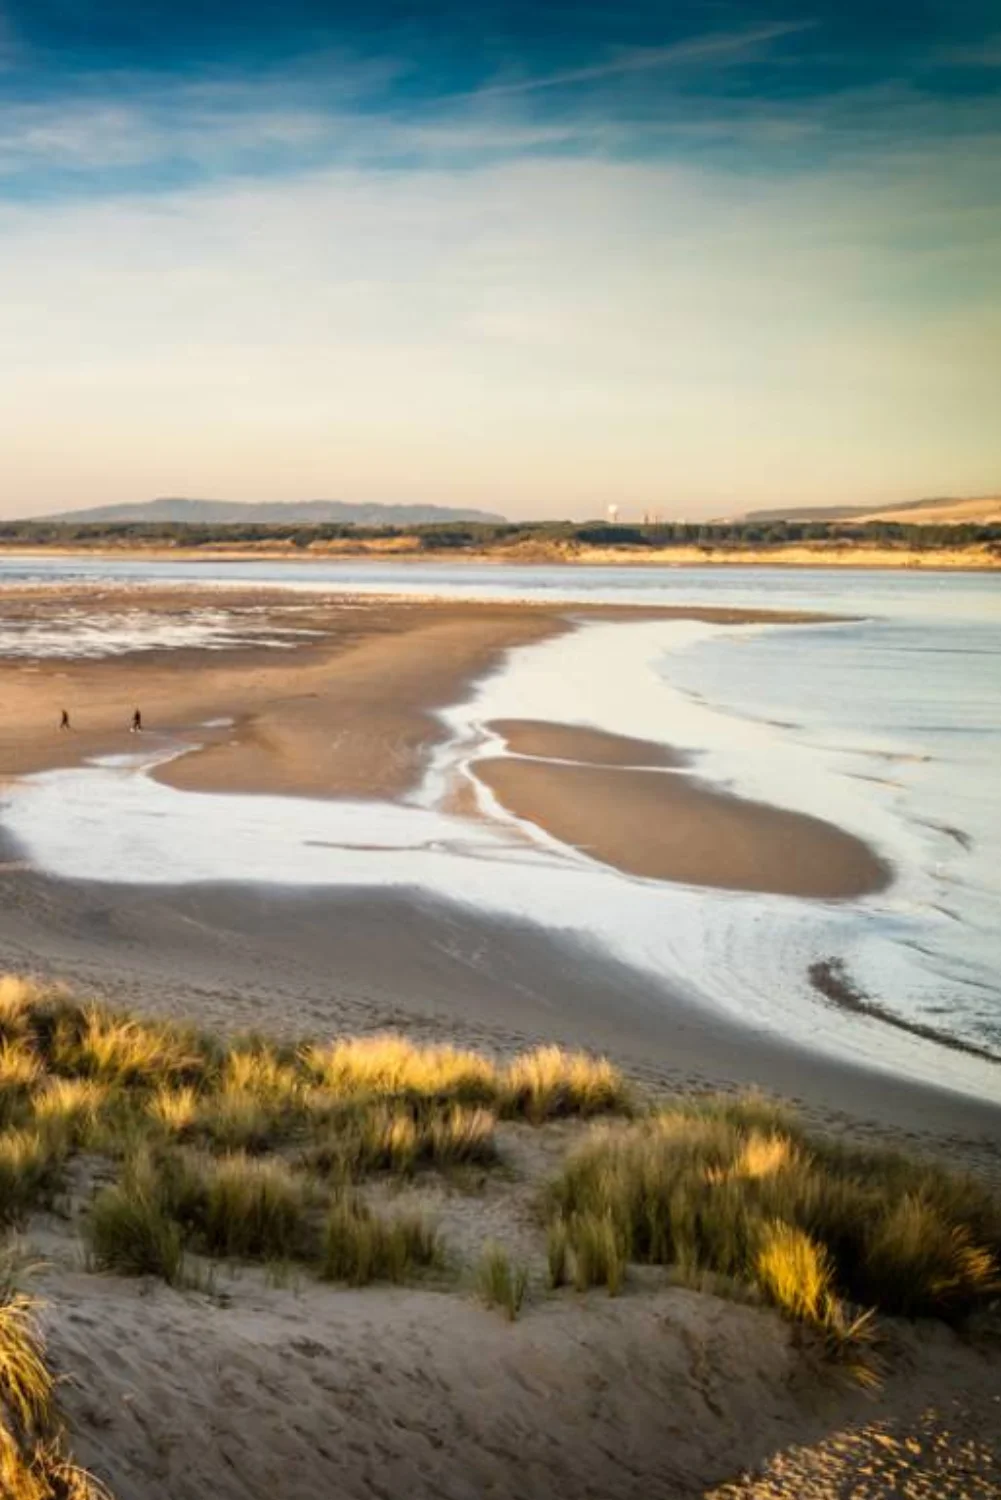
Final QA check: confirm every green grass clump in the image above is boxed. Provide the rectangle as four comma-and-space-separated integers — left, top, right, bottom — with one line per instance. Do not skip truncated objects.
48, 1005, 207, 1088
190, 1153, 312, 1261
308, 1100, 497, 1180
565, 1211, 628, 1295
547, 1100, 1001, 1330
84, 1152, 184, 1284
476, 1243, 529, 1321
321, 1196, 440, 1286
0, 1132, 63, 1226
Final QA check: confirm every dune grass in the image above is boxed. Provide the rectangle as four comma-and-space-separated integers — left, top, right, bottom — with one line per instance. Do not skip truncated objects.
0, 975, 631, 1315
0, 1275, 110, 1499
476, 1243, 530, 1321
547, 1097, 1001, 1333
303, 1034, 632, 1119
0, 1132, 64, 1228
3, 970, 998, 1347
85, 1151, 185, 1285
306, 1100, 499, 1180
321, 1196, 441, 1286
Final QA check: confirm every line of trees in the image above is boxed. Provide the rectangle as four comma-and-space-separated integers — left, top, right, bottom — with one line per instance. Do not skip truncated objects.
0, 518, 998, 551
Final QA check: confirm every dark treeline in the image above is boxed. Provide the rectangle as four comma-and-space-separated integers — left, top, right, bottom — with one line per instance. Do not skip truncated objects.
1, 518, 999, 552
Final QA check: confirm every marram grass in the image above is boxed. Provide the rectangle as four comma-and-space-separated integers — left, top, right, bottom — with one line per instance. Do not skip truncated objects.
547, 1097, 1001, 1331
0, 1276, 111, 1499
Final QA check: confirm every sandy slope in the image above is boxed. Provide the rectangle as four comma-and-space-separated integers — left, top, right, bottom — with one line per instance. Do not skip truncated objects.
40, 1269, 999, 1500
863, 495, 1001, 525
30, 1117, 1001, 1500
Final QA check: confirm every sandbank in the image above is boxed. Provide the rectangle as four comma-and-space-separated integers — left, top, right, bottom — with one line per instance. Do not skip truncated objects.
476, 746, 891, 898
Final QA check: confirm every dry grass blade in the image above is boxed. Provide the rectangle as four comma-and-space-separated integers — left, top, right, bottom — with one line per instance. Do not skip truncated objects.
0, 1293, 54, 1436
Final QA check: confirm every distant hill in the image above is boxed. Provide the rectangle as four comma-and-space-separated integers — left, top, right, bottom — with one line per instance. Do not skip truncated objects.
731, 495, 1001, 526
39, 498, 507, 526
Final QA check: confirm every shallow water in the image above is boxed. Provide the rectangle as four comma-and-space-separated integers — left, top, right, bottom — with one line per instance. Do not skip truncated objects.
1, 556, 999, 1101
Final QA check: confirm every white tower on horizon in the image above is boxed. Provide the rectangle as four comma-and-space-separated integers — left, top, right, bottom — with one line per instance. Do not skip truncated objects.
607, 504, 619, 524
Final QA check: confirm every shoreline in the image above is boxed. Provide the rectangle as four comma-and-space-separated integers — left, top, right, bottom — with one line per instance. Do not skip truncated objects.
1, 541, 999, 570
475, 723, 891, 898
1, 584, 997, 1141
0, 584, 838, 800
0, 860, 998, 1175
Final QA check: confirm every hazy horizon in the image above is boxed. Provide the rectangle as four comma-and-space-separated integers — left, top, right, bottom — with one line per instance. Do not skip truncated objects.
1, 1, 999, 521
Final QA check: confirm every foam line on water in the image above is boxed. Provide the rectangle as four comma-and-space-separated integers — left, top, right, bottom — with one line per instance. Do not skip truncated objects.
0, 746, 997, 1104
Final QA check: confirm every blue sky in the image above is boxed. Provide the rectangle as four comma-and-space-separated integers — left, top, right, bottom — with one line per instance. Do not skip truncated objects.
1, 0, 999, 516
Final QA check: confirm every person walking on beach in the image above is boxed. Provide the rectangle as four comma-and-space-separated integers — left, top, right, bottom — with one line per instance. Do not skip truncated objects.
59, 709, 70, 730
130, 708, 143, 734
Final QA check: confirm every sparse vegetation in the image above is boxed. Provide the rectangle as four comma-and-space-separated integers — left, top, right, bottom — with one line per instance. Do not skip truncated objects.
0, 1276, 110, 1498
321, 1196, 441, 1286
547, 1097, 1001, 1337
1, 964, 999, 1497
477, 1243, 529, 1321
0, 976, 627, 1297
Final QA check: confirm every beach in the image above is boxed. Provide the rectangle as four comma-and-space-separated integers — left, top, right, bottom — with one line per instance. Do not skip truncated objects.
0, 579, 998, 1150
1, 571, 1000, 1500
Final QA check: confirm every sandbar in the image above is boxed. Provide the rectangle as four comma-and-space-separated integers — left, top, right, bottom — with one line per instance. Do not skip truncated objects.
475, 750, 891, 898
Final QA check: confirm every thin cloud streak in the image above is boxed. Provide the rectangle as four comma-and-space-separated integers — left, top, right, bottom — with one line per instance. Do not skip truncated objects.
464, 22, 816, 98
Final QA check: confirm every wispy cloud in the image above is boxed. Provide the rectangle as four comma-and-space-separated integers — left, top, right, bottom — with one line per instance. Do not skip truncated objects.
465, 22, 816, 98
0, 6, 998, 515
1, 137, 998, 516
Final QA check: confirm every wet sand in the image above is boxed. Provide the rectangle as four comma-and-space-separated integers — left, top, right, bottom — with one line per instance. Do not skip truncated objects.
0, 589, 564, 796
0, 585, 990, 1154
3, 586, 1000, 1500
488, 718, 688, 767
476, 752, 891, 898
0, 586, 822, 799
0, 848, 997, 1174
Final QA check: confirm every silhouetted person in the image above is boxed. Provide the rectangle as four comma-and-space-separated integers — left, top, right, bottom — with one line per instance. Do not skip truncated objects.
59, 709, 70, 731
130, 708, 143, 734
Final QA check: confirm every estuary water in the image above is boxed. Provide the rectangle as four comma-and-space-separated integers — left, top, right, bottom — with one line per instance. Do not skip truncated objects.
1, 555, 998, 1099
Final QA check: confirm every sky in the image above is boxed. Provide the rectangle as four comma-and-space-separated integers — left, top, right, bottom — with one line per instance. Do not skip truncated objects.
0, 1, 999, 520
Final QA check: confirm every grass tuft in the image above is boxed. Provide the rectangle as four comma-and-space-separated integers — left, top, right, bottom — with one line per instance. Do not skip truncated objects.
308, 1100, 498, 1180
0, 1281, 111, 1499
0, 1293, 54, 1436
146, 1086, 199, 1137
304, 1035, 497, 1105
547, 1099, 1001, 1331
565, 1211, 628, 1295
321, 1196, 440, 1286
193, 1153, 312, 1261
0, 978, 45, 1038
84, 1152, 184, 1284
755, 1220, 832, 1324
502, 1047, 631, 1121
53, 1006, 205, 1087
32, 1079, 107, 1151
0, 1132, 62, 1226
477, 1243, 529, 1320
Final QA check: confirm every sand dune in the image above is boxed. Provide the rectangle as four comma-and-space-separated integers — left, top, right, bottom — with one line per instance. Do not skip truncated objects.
39, 1238, 1001, 1500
